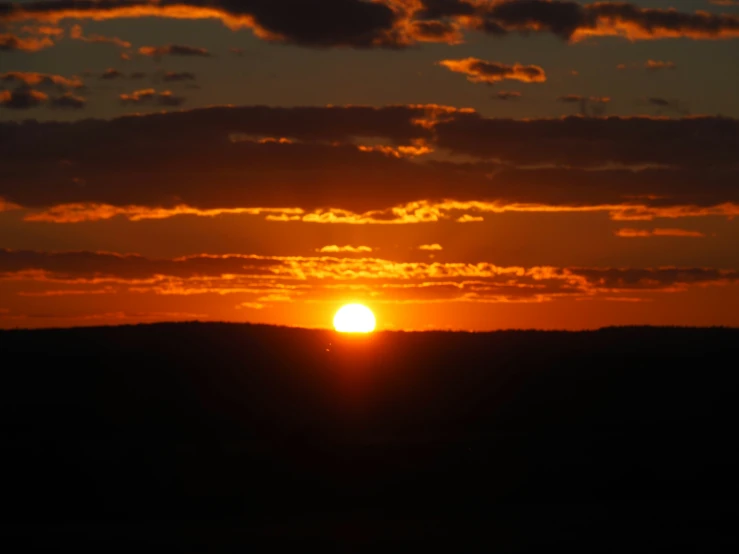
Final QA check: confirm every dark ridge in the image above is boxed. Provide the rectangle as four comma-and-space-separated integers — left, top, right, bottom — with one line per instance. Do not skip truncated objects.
1, 323, 736, 551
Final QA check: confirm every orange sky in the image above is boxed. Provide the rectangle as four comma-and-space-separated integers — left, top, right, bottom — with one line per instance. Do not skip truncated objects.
1, 0, 738, 330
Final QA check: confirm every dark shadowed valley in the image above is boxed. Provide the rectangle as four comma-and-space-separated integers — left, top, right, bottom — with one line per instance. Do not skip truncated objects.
0, 323, 737, 551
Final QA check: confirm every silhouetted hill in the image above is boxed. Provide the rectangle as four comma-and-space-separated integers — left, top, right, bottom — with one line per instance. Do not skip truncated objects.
1, 323, 737, 551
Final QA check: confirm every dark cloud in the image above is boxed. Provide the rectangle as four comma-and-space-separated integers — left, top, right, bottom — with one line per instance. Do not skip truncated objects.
0, 106, 737, 218
645, 60, 676, 71
0, 32, 54, 51
438, 58, 546, 84
478, 0, 588, 40
1, 1, 737, 48
162, 71, 197, 82
0, 249, 276, 281
416, 0, 477, 20
120, 89, 186, 107
0, 86, 47, 109
0, 0, 402, 48
646, 97, 690, 116
69, 23, 130, 48
50, 93, 86, 110
494, 91, 522, 100
409, 20, 462, 43
0, 71, 83, 90
139, 44, 211, 58
475, 0, 739, 41
433, 113, 738, 168
558, 95, 610, 116
100, 68, 124, 80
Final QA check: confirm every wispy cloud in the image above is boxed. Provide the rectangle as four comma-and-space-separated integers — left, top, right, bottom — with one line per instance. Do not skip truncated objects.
438, 58, 546, 84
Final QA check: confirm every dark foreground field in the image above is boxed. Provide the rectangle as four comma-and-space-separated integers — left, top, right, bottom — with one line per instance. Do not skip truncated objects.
1, 323, 737, 551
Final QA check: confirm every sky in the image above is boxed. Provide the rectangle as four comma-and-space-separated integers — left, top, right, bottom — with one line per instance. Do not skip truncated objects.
1, 0, 739, 331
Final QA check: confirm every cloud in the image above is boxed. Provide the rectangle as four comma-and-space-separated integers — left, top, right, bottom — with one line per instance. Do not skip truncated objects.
557, 94, 610, 116
120, 89, 186, 107
408, 19, 464, 43
2, 1, 739, 48
23, 205, 303, 224
0, 0, 403, 48
49, 92, 86, 110
558, 95, 610, 103
0, 32, 54, 52
2, 249, 737, 305
645, 59, 676, 71
100, 68, 125, 80
646, 97, 689, 115
615, 228, 706, 238
69, 23, 131, 48
432, 113, 737, 168
469, 0, 739, 41
138, 44, 212, 58
618, 60, 677, 71
317, 245, 374, 253
162, 71, 197, 82
438, 58, 546, 84
19, 25, 64, 37
419, 244, 443, 251
494, 91, 522, 100
0, 87, 47, 109
0, 71, 83, 90
0, 198, 21, 212
1, 105, 737, 222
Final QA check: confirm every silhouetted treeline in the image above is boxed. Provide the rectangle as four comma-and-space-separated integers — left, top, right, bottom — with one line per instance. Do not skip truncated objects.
0, 323, 736, 551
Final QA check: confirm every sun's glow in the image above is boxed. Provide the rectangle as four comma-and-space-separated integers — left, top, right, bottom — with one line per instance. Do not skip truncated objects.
333, 304, 376, 333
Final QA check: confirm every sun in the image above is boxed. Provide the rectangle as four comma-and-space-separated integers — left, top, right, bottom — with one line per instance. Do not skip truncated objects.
333, 303, 376, 333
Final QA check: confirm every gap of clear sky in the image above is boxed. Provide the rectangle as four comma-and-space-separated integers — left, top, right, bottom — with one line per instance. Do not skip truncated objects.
1, 0, 738, 330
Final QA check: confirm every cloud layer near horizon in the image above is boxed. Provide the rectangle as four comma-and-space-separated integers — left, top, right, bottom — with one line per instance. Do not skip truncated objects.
2, 248, 737, 307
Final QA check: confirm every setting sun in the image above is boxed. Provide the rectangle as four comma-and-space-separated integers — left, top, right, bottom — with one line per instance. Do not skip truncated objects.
333, 304, 376, 333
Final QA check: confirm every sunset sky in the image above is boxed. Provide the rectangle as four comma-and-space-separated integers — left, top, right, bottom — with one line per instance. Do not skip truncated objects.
1, 0, 738, 330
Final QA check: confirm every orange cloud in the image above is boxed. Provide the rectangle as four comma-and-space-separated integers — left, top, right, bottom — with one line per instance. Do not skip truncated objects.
2, 0, 739, 50
0, 33, 54, 52
120, 89, 186, 107
0, 198, 21, 212
2, 249, 738, 307
615, 228, 706, 238
317, 245, 374, 253
138, 44, 211, 57
438, 58, 546, 84
21, 198, 739, 226
24, 204, 305, 224
645, 59, 676, 71
0, 71, 83, 89
0, 87, 48, 109
419, 244, 443, 251
19, 25, 64, 37
69, 23, 131, 48
50, 92, 86, 110
473, 1, 739, 42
